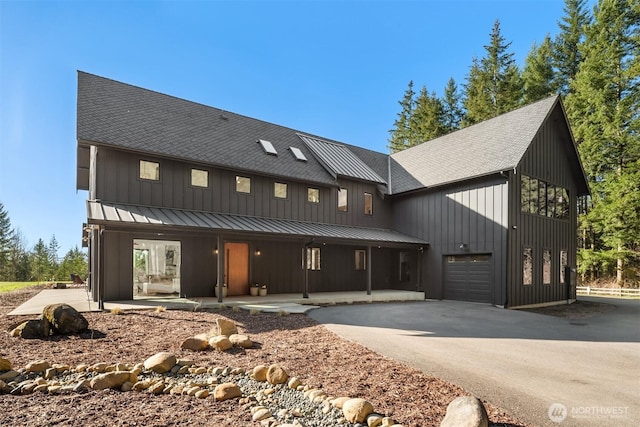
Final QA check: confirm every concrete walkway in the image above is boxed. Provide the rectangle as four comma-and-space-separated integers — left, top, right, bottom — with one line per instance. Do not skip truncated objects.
309, 298, 640, 427
8, 288, 425, 316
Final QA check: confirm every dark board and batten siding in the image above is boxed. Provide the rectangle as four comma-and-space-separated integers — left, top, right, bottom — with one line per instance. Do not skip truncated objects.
94, 147, 391, 229
392, 176, 508, 306
508, 115, 580, 308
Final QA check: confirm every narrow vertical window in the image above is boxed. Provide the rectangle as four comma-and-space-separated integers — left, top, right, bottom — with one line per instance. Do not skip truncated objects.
546, 185, 556, 217
523, 247, 533, 286
274, 182, 287, 199
355, 250, 366, 270
236, 176, 251, 193
306, 247, 321, 270
140, 160, 159, 181
543, 249, 551, 285
191, 169, 208, 188
529, 178, 539, 214
337, 188, 348, 212
521, 175, 531, 213
560, 250, 568, 284
364, 192, 373, 215
538, 181, 547, 216
399, 252, 410, 282
308, 188, 320, 203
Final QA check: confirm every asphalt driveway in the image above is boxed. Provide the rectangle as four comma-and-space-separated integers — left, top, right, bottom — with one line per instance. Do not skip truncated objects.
309, 297, 640, 427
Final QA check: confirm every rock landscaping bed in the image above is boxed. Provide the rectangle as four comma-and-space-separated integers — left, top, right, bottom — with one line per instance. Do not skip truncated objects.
0, 286, 533, 426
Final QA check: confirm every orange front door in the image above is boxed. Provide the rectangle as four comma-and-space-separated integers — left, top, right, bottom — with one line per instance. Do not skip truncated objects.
224, 242, 249, 296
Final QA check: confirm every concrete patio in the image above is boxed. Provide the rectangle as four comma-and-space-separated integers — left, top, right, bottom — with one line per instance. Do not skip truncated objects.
7, 287, 426, 316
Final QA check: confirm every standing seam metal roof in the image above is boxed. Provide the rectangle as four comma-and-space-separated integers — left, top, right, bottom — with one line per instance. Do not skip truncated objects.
86, 201, 427, 245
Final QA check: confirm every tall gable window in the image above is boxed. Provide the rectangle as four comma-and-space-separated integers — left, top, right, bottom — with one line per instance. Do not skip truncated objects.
191, 169, 208, 188
364, 192, 373, 215
236, 176, 251, 193
274, 182, 287, 199
308, 188, 320, 203
337, 188, 348, 212
140, 160, 159, 181
521, 175, 569, 220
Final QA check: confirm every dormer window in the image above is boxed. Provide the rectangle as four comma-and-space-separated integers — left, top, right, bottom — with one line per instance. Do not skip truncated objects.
258, 139, 277, 155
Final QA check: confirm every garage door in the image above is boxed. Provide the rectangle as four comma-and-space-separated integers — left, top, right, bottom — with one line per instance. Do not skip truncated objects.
444, 254, 492, 303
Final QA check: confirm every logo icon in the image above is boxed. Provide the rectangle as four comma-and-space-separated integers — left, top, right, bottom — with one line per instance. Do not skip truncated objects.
548, 403, 568, 423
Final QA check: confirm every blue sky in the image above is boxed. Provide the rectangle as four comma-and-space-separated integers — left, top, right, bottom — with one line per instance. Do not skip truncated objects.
0, 0, 590, 256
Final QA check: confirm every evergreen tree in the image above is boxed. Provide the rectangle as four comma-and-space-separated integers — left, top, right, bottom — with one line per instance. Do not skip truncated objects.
441, 77, 464, 132
31, 238, 52, 282
56, 246, 88, 282
48, 235, 60, 278
0, 202, 13, 280
411, 86, 446, 143
523, 35, 557, 103
388, 81, 417, 152
463, 20, 523, 125
566, 0, 640, 284
4, 228, 31, 281
553, 0, 592, 96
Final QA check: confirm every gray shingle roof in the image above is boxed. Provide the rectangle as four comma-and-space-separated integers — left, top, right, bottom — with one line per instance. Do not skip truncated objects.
390, 96, 560, 193
87, 201, 427, 245
298, 134, 387, 184
77, 72, 339, 187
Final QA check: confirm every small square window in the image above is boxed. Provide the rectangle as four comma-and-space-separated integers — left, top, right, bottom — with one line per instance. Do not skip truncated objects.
191, 169, 208, 187
355, 250, 366, 270
308, 188, 320, 203
236, 176, 251, 193
338, 188, 348, 212
274, 182, 287, 199
140, 160, 159, 181
364, 192, 373, 215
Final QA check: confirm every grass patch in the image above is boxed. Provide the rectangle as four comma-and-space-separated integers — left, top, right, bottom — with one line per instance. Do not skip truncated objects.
0, 282, 42, 294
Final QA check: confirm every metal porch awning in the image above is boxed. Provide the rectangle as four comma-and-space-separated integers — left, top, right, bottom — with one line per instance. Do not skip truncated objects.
86, 201, 428, 246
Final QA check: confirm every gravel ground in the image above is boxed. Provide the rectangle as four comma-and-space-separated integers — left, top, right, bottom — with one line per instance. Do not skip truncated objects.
0, 286, 533, 427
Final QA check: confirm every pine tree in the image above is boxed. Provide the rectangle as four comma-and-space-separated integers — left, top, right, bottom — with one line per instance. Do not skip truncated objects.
566, 0, 640, 284
6, 229, 31, 281
56, 246, 88, 282
463, 20, 523, 125
523, 35, 557, 103
553, 0, 592, 96
441, 77, 464, 133
0, 202, 13, 280
31, 238, 52, 282
48, 235, 60, 278
388, 81, 417, 152
411, 86, 446, 143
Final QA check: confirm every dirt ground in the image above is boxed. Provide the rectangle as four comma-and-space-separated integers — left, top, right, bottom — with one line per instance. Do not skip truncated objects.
0, 285, 533, 427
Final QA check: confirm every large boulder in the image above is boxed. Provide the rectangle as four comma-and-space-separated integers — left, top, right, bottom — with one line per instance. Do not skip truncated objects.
229, 334, 252, 348
440, 396, 488, 427
209, 335, 232, 351
143, 352, 176, 374
180, 336, 209, 351
90, 371, 137, 390
11, 318, 50, 338
266, 364, 289, 385
0, 358, 11, 372
342, 398, 374, 423
42, 303, 88, 334
209, 318, 238, 337
214, 382, 242, 401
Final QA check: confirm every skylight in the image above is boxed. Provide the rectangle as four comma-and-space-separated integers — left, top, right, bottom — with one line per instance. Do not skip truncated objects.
290, 146, 307, 162
258, 139, 277, 155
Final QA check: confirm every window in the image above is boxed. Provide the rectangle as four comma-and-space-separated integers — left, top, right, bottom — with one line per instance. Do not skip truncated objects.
133, 239, 181, 298
274, 182, 287, 199
355, 250, 366, 270
556, 188, 570, 219
258, 139, 277, 155
236, 176, 251, 193
560, 250, 568, 284
543, 249, 551, 285
290, 146, 307, 161
140, 160, 159, 181
337, 188, 348, 212
364, 192, 373, 215
546, 185, 556, 217
306, 247, 321, 270
529, 178, 539, 214
308, 188, 320, 203
538, 180, 547, 216
191, 169, 208, 188
399, 252, 410, 282
523, 247, 533, 286
521, 175, 531, 212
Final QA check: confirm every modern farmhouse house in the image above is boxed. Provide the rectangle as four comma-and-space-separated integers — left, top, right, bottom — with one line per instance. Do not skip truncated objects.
77, 72, 589, 308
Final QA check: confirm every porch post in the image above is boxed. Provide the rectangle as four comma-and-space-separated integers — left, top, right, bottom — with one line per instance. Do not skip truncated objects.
217, 236, 224, 303
366, 245, 372, 295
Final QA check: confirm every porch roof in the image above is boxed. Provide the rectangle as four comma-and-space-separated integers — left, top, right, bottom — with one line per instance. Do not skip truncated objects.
87, 201, 428, 246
